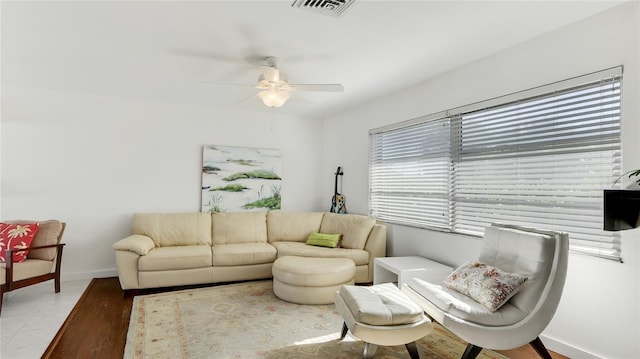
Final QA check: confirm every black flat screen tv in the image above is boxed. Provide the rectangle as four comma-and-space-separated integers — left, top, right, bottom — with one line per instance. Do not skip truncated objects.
604, 189, 640, 231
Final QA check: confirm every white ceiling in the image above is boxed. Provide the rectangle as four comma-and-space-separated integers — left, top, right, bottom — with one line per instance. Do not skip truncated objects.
1, 0, 625, 119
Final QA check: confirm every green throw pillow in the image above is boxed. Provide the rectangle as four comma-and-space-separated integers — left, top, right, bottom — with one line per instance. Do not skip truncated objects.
306, 232, 341, 248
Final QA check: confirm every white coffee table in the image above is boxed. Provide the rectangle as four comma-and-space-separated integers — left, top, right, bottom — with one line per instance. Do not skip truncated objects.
373, 256, 454, 288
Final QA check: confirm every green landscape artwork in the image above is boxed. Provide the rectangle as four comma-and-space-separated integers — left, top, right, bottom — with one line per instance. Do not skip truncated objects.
201, 145, 282, 213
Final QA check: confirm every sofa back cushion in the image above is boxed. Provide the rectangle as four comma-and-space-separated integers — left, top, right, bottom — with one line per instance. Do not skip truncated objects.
319, 213, 375, 249
266, 212, 324, 243
132, 213, 212, 247
212, 212, 268, 245
6, 219, 64, 261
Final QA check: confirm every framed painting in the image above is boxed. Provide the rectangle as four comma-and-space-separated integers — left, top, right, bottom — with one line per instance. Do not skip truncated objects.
201, 145, 282, 213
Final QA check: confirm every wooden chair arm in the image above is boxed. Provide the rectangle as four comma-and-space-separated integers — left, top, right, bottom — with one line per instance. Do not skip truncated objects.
25, 243, 66, 251
3, 243, 66, 285
5, 243, 66, 252
4, 243, 66, 260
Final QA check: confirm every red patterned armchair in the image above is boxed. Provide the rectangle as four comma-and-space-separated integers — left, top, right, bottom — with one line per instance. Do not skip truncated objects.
0, 220, 66, 315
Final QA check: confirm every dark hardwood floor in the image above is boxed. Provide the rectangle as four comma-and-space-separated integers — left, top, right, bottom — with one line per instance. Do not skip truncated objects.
42, 277, 568, 359
43, 278, 133, 359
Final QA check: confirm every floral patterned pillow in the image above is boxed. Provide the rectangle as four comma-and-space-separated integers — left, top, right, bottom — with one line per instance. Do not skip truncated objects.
443, 261, 528, 312
0, 222, 40, 263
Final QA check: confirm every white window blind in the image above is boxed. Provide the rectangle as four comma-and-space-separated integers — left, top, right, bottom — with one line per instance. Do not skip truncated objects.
369, 67, 623, 261
370, 116, 451, 229
450, 72, 622, 261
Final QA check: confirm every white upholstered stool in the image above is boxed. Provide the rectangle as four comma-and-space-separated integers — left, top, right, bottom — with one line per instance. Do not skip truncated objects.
272, 256, 356, 304
334, 283, 432, 359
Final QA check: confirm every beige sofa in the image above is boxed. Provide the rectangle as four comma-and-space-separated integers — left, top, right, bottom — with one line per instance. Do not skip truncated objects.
112, 211, 386, 291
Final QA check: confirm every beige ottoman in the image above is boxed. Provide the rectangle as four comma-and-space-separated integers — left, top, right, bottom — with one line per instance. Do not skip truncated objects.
272, 256, 356, 304
335, 283, 432, 359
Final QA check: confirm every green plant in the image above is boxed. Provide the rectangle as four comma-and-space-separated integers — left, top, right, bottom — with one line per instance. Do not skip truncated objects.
207, 193, 223, 213
613, 169, 640, 186
223, 170, 281, 181
210, 184, 248, 192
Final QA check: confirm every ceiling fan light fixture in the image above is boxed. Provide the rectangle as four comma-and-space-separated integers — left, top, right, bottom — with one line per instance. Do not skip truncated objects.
258, 89, 290, 108
208, 56, 342, 107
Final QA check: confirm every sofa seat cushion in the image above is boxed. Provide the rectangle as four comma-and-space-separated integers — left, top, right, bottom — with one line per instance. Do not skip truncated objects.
272, 241, 369, 266
267, 212, 324, 243
319, 213, 375, 249
211, 243, 277, 266
139, 245, 212, 271
1, 259, 53, 285
406, 277, 526, 326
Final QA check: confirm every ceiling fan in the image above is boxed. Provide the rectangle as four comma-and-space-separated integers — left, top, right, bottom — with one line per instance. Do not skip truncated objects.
215, 56, 344, 108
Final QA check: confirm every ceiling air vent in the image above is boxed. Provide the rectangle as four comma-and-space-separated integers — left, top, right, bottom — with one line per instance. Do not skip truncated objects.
291, 0, 356, 18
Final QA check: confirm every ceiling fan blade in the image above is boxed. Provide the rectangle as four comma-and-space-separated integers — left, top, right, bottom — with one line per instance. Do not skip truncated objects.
288, 84, 344, 92
236, 91, 260, 104
260, 66, 280, 83
172, 49, 237, 63
201, 81, 255, 88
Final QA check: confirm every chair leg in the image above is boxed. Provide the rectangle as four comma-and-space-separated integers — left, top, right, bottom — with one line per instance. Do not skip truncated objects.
340, 322, 348, 340
363, 342, 378, 359
53, 244, 64, 293
529, 337, 553, 359
405, 341, 420, 359
461, 344, 483, 359
0, 290, 4, 316
54, 272, 61, 293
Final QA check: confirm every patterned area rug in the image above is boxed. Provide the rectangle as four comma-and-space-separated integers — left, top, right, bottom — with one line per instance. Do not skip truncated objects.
124, 280, 506, 359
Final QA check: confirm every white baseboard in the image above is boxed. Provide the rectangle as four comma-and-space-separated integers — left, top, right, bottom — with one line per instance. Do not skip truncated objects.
542, 333, 604, 359
61, 268, 118, 282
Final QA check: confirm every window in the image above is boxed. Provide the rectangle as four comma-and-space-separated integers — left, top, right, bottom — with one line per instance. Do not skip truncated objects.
370, 115, 451, 229
369, 67, 623, 261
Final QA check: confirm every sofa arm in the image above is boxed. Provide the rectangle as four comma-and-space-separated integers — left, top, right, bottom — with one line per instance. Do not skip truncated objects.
364, 223, 387, 282
365, 223, 387, 257
113, 234, 155, 256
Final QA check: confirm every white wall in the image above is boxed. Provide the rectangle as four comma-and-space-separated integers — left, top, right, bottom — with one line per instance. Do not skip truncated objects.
322, 2, 640, 358
1, 86, 325, 279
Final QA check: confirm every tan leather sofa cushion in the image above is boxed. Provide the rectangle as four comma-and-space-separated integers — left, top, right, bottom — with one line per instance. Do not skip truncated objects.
132, 213, 212, 247
138, 245, 212, 271
6, 219, 63, 261
211, 243, 277, 266
272, 241, 370, 266
319, 213, 376, 249
1, 259, 54, 284
267, 212, 324, 243
212, 212, 267, 245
